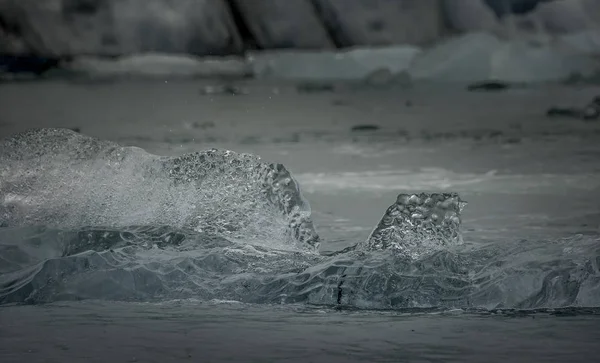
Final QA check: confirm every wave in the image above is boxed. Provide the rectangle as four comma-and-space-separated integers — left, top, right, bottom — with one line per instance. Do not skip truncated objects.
0, 128, 599, 309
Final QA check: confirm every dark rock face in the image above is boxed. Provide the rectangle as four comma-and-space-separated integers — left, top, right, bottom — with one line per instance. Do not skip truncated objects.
0, 54, 62, 75
442, 0, 596, 35
441, 0, 499, 33
0, 0, 243, 57
535, 0, 597, 34
0, 0, 598, 59
229, 0, 334, 49
312, 0, 446, 47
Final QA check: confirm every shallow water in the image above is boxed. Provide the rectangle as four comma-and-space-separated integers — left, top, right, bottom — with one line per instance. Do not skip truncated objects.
0, 80, 599, 361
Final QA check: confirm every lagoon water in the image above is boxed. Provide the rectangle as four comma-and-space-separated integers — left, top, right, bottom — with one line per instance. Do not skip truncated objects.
1, 79, 599, 362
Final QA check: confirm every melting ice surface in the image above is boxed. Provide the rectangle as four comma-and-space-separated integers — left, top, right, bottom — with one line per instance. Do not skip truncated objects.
0, 128, 599, 309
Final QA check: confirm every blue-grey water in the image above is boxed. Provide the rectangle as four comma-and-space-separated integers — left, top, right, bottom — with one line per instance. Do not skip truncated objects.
0, 80, 599, 362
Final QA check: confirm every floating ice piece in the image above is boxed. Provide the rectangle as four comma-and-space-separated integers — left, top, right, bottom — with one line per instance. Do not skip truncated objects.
66, 53, 252, 79
248, 46, 421, 81
409, 32, 600, 83
360, 193, 466, 259
2, 130, 599, 310
0, 128, 317, 251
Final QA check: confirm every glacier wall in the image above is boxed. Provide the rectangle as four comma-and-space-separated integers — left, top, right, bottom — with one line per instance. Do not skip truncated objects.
1, 0, 599, 57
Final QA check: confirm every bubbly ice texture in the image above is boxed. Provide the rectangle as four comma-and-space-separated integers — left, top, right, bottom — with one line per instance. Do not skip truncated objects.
0, 128, 319, 251
362, 193, 466, 258
1, 225, 598, 309
1, 128, 599, 309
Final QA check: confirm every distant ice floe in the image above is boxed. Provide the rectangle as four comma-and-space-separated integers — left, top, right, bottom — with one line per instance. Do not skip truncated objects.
23, 31, 600, 83
65, 53, 252, 79
410, 32, 599, 83
249, 32, 600, 83
247, 46, 421, 81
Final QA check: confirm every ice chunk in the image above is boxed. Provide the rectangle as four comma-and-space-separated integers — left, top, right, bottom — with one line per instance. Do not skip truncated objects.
1, 132, 598, 310
65, 54, 252, 79
249, 46, 421, 81
359, 193, 466, 259
0, 128, 318, 251
409, 33, 501, 83
409, 32, 600, 83
2, 225, 598, 309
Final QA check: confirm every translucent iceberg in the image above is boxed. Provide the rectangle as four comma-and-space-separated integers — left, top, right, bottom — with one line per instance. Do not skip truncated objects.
409, 32, 600, 83
409, 33, 501, 83
1, 129, 598, 310
249, 46, 421, 81
0, 128, 317, 250
361, 193, 466, 259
